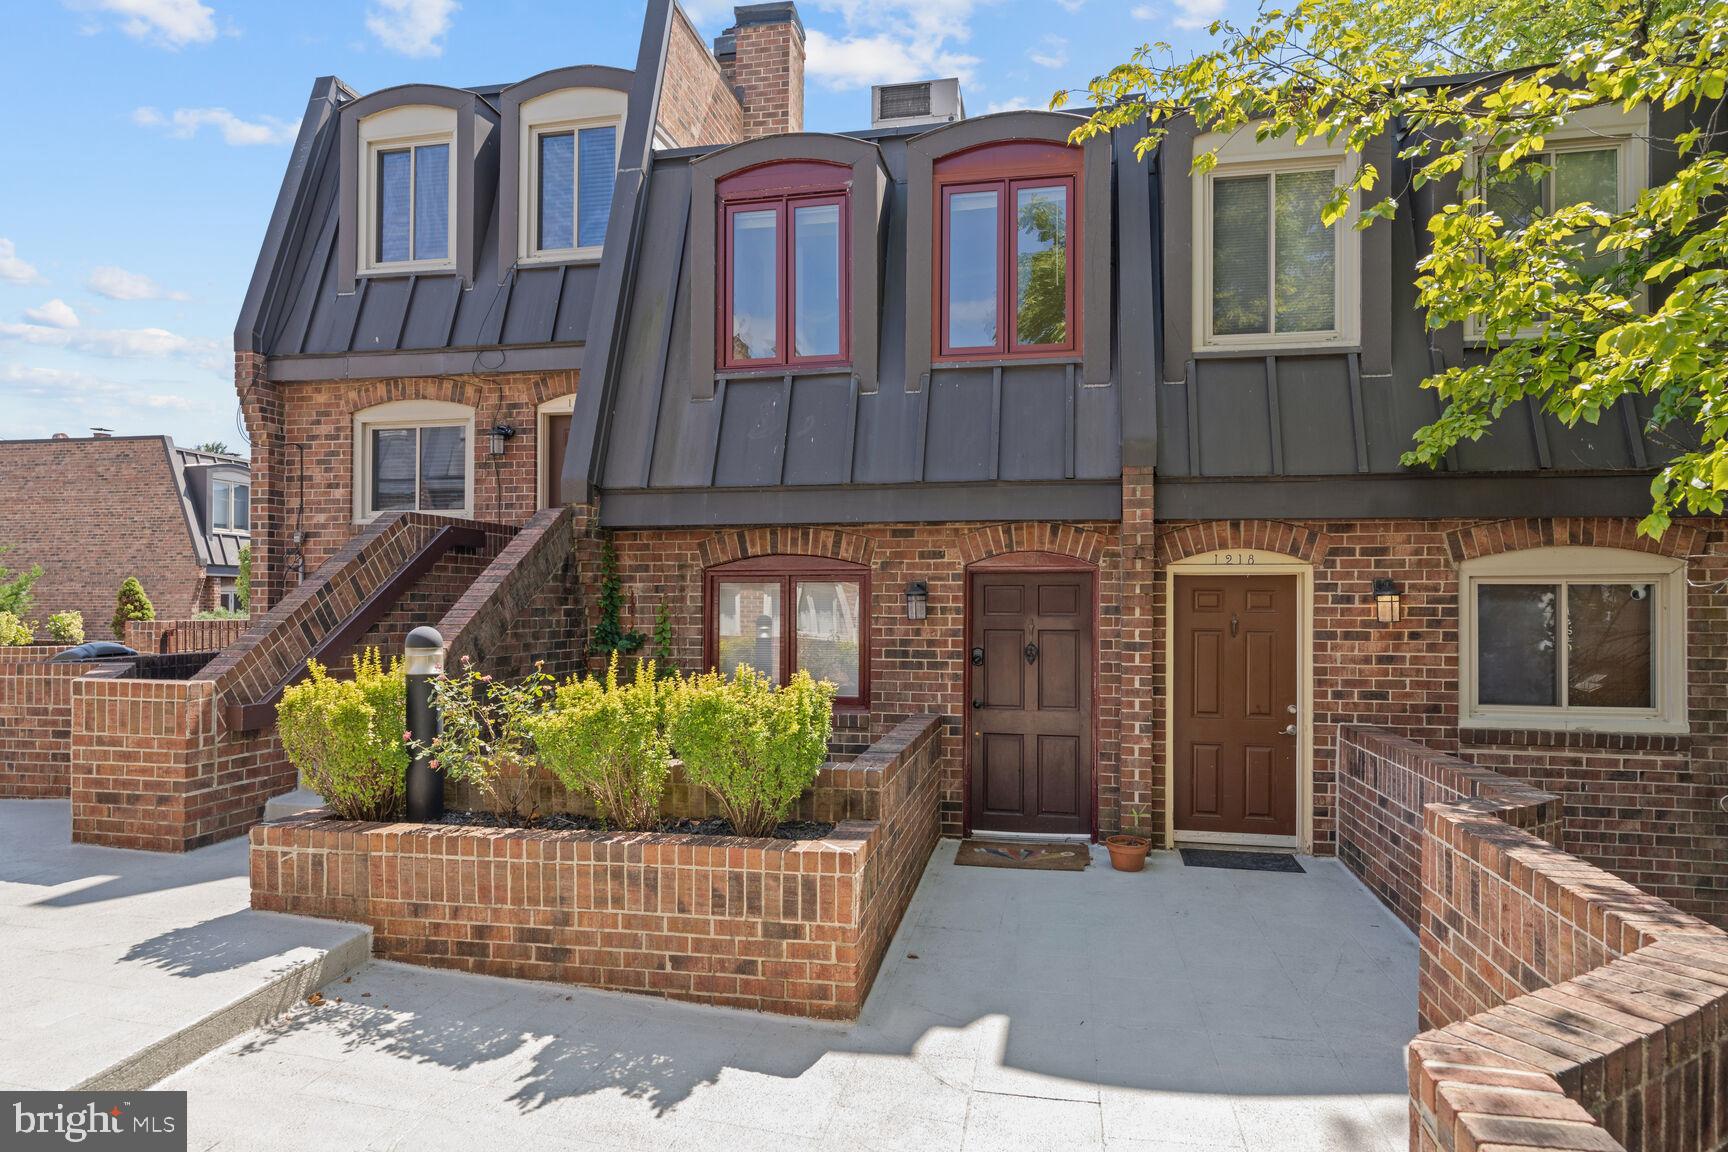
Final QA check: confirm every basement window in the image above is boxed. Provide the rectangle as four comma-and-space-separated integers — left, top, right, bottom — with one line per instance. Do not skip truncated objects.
704, 556, 869, 708
1459, 547, 1686, 733
353, 400, 474, 522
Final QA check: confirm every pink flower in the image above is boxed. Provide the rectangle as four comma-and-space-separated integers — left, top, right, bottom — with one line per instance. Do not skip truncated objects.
428, 759, 440, 770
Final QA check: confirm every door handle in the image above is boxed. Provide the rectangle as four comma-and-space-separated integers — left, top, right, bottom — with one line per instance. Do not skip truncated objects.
1281, 724, 1297, 736
972, 699, 988, 710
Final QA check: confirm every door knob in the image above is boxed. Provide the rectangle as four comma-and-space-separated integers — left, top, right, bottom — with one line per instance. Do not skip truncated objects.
1281, 723, 1297, 736
972, 699, 988, 710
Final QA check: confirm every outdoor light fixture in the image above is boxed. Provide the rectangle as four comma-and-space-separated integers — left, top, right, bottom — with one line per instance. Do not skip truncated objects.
1372, 578, 1403, 624
905, 581, 928, 621
488, 423, 517, 457
404, 626, 447, 822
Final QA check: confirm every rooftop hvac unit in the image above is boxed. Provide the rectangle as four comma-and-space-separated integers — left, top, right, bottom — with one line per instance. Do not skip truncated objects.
871, 79, 965, 129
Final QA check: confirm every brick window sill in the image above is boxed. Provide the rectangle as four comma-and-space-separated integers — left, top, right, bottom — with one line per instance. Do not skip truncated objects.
1458, 726, 1692, 754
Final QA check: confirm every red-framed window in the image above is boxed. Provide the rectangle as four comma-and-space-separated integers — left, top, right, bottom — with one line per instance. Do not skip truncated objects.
717, 161, 850, 372
934, 141, 1082, 361
703, 555, 869, 709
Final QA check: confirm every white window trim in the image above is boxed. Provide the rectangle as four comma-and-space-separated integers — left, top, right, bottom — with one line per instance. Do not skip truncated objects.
352, 399, 475, 524
210, 478, 250, 536
517, 88, 626, 266
535, 392, 576, 508
1459, 546, 1687, 734
1192, 128, 1362, 353
1463, 103, 1650, 343
357, 104, 459, 277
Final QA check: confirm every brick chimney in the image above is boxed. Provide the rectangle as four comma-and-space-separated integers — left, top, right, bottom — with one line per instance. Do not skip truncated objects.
713, 2, 804, 138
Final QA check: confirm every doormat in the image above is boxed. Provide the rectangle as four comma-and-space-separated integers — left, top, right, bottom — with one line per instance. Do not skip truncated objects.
1178, 848, 1304, 873
956, 840, 1090, 871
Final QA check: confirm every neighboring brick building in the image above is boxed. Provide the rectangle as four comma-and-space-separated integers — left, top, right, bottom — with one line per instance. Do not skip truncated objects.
226, 0, 1723, 932
0, 435, 249, 638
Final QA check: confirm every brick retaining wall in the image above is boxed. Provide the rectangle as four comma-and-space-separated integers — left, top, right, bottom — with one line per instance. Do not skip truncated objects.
251, 714, 942, 1019
0, 646, 103, 798
126, 618, 251, 655
1338, 725, 1728, 1152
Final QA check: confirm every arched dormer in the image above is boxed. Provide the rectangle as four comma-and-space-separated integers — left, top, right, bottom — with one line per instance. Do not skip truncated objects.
498, 66, 633, 273
905, 111, 1112, 390
338, 84, 499, 291
688, 133, 889, 397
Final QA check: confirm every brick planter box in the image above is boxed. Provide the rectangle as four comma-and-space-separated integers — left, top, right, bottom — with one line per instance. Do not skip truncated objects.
0, 645, 102, 798
251, 714, 941, 1019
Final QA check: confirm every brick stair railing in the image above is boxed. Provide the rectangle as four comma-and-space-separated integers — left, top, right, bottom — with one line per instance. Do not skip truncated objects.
1338, 726, 1728, 1152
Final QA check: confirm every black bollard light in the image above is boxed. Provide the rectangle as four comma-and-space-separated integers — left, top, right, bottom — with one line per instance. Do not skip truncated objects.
404, 625, 446, 823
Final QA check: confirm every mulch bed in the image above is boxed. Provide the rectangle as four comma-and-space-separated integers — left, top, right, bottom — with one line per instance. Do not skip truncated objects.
436, 810, 836, 841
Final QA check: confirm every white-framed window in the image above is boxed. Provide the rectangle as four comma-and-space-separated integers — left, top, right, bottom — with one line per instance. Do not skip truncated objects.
352, 399, 474, 522
1464, 104, 1650, 342
1193, 129, 1361, 352
1459, 546, 1687, 734
357, 105, 458, 276
518, 88, 626, 264
211, 479, 249, 533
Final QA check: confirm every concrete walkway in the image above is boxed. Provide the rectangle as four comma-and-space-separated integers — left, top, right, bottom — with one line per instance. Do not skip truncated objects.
0, 800, 369, 1090
163, 839, 1417, 1151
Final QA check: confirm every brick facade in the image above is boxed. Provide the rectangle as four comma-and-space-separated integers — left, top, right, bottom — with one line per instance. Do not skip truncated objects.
252, 714, 942, 1019
1338, 726, 1728, 1152
655, 5, 746, 148
126, 618, 251, 655
0, 437, 212, 638
717, 10, 805, 138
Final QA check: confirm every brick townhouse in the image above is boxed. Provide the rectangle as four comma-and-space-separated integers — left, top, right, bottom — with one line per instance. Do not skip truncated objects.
232, 0, 1725, 923
0, 434, 250, 636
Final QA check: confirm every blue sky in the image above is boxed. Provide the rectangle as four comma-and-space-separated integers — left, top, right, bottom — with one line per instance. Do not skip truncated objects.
0, 0, 1222, 453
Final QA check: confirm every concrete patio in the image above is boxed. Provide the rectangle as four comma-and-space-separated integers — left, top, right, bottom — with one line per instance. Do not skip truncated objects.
0, 799, 369, 1090
162, 838, 1417, 1151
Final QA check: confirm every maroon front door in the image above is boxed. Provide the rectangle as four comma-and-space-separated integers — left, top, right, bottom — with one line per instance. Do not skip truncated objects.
968, 571, 1093, 835
1172, 574, 1299, 839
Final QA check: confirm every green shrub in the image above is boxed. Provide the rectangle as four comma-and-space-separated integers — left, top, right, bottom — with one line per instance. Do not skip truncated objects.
236, 544, 251, 613
0, 612, 34, 646
0, 546, 41, 618
192, 608, 247, 620
277, 650, 408, 820
530, 654, 670, 831
665, 666, 835, 837
112, 576, 154, 641
44, 611, 84, 644
418, 658, 555, 824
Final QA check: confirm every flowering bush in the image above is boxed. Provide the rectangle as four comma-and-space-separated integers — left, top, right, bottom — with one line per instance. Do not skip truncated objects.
530, 654, 670, 831
665, 666, 835, 837
416, 658, 555, 824
44, 611, 84, 644
277, 650, 407, 820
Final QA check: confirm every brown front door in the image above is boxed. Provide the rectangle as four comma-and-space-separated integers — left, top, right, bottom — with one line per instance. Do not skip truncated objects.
968, 571, 1093, 835
1173, 574, 1299, 839
543, 413, 573, 507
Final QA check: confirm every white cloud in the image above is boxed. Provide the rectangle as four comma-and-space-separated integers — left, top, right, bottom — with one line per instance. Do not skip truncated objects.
0, 238, 41, 285
1053, 0, 1084, 10
132, 105, 297, 146
23, 300, 80, 329
0, 364, 196, 415
67, 0, 217, 48
985, 96, 1039, 114
86, 266, 189, 302
803, 0, 990, 90
1131, 3, 1155, 17
1028, 35, 1068, 69
365, 0, 457, 58
0, 321, 215, 364
1174, 0, 1225, 28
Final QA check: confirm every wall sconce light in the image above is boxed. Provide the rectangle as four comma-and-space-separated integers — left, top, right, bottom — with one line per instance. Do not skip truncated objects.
1372, 578, 1403, 624
488, 423, 517, 457
905, 581, 928, 621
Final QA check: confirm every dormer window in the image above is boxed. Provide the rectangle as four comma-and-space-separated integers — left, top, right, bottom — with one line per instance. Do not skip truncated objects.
357, 104, 459, 276
211, 479, 249, 534
515, 86, 626, 264
934, 141, 1082, 361
717, 161, 850, 371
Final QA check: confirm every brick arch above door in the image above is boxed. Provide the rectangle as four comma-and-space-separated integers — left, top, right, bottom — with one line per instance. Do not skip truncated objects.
956, 523, 1110, 567
694, 527, 876, 570
1157, 521, 1328, 566
1443, 517, 1700, 565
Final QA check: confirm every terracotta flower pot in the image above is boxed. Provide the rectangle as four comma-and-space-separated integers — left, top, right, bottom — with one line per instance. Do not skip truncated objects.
1105, 834, 1151, 872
